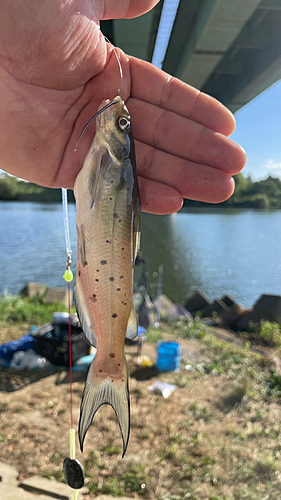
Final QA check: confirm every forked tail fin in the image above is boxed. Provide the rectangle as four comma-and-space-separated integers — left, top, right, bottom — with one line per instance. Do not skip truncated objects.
78, 359, 130, 458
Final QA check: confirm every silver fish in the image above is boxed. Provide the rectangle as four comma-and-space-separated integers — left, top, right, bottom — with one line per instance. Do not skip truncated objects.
74, 95, 141, 457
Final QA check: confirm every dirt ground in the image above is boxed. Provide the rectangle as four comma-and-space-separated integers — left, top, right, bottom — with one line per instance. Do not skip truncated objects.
0, 328, 281, 500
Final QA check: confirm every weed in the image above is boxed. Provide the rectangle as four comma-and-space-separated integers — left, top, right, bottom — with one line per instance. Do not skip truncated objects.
146, 326, 163, 343
42, 467, 64, 482
189, 402, 212, 422
0, 402, 8, 413
123, 462, 148, 492
102, 445, 121, 455
84, 450, 100, 474
50, 452, 63, 464
173, 375, 190, 388
170, 432, 183, 444
169, 317, 207, 340
0, 293, 71, 326
260, 320, 281, 348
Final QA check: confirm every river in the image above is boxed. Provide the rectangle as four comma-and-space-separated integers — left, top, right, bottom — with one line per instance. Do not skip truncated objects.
1, 202, 281, 308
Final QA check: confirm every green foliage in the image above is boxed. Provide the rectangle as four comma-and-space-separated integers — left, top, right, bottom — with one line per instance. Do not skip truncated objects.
0, 173, 75, 203
183, 173, 281, 209
259, 320, 281, 348
146, 326, 163, 343
123, 462, 148, 492
0, 293, 68, 325
169, 317, 207, 340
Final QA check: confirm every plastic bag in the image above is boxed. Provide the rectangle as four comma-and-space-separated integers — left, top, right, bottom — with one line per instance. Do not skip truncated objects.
10, 349, 51, 370
148, 381, 177, 398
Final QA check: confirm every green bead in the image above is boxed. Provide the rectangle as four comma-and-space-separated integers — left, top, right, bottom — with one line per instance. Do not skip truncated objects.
63, 269, 73, 282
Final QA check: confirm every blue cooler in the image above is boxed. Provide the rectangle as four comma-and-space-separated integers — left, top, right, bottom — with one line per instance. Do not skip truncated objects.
156, 341, 181, 372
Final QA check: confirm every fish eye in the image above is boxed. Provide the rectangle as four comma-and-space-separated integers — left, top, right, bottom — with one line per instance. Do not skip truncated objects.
118, 116, 130, 130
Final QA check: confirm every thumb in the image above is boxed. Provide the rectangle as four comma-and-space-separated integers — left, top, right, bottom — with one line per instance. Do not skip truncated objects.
100, 0, 160, 20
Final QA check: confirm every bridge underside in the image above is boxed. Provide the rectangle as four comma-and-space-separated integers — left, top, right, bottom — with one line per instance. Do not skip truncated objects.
102, 0, 281, 113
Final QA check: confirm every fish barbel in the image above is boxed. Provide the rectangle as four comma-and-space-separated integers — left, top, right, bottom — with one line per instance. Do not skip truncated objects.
74, 95, 141, 458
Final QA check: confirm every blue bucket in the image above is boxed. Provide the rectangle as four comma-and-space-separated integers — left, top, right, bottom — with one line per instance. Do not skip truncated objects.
156, 341, 181, 372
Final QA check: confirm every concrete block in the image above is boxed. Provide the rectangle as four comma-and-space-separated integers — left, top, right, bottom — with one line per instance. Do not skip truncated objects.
236, 309, 255, 332
20, 283, 47, 299
202, 299, 230, 317
221, 294, 240, 308
0, 461, 18, 485
45, 288, 72, 308
184, 290, 211, 313
221, 304, 244, 330
0, 483, 51, 499
252, 294, 281, 325
20, 475, 71, 500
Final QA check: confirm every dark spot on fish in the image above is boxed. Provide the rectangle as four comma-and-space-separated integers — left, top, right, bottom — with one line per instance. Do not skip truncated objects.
109, 197, 112, 201
124, 302, 127, 306
112, 380, 114, 383
96, 269, 99, 272
90, 295, 97, 303
99, 369, 102, 373
119, 220, 122, 223
112, 313, 118, 318
84, 261, 88, 266
78, 271, 81, 277
122, 379, 124, 382
95, 279, 99, 282
116, 288, 121, 291
106, 240, 111, 244
109, 353, 115, 359
120, 276, 124, 279
118, 363, 120, 367
109, 277, 115, 282
100, 260, 107, 265
111, 180, 114, 183
122, 247, 124, 250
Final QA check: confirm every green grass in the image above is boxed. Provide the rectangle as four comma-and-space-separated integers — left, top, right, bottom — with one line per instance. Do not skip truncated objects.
169, 317, 207, 340
0, 293, 72, 326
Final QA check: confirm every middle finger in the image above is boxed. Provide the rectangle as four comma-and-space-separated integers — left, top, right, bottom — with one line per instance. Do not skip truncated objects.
128, 97, 246, 175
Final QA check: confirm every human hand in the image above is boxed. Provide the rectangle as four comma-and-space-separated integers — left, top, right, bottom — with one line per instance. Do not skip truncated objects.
0, 0, 246, 214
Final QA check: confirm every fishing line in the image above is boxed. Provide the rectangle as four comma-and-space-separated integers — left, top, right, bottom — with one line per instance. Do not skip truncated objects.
74, 100, 118, 152
104, 36, 123, 93
61, 189, 84, 498
74, 37, 123, 152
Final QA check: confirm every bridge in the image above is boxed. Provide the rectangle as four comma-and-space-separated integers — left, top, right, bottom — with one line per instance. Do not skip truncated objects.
101, 0, 281, 112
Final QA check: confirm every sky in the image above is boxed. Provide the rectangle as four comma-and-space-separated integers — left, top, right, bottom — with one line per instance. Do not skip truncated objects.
151, 0, 281, 183
230, 80, 281, 181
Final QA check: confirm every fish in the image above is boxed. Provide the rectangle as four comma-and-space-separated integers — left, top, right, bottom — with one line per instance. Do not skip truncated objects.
74, 95, 141, 458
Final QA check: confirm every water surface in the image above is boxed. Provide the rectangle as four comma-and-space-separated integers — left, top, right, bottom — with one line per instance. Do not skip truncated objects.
1, 202, 281, 308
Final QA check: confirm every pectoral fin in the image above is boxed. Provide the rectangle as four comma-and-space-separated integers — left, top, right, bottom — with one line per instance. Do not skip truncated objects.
125, 305, 138, 340
133, 197, 141, 264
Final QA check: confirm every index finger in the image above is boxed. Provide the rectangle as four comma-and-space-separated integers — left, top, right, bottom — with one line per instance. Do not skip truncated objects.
129, 56, 236, 137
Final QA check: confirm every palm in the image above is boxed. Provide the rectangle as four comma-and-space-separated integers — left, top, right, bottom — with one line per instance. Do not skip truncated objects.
0, 0, 245, 214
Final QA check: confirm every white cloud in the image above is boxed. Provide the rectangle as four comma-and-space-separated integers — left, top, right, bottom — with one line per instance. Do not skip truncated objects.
264, 159, 281, 178
265, 159, 281, 170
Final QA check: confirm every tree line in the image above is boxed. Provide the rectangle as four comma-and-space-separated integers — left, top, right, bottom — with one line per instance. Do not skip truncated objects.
1, 172, 281, 209
0, 174, 75, 203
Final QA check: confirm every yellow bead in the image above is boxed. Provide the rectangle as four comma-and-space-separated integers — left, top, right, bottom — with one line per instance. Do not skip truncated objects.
63, 269, 73, 282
